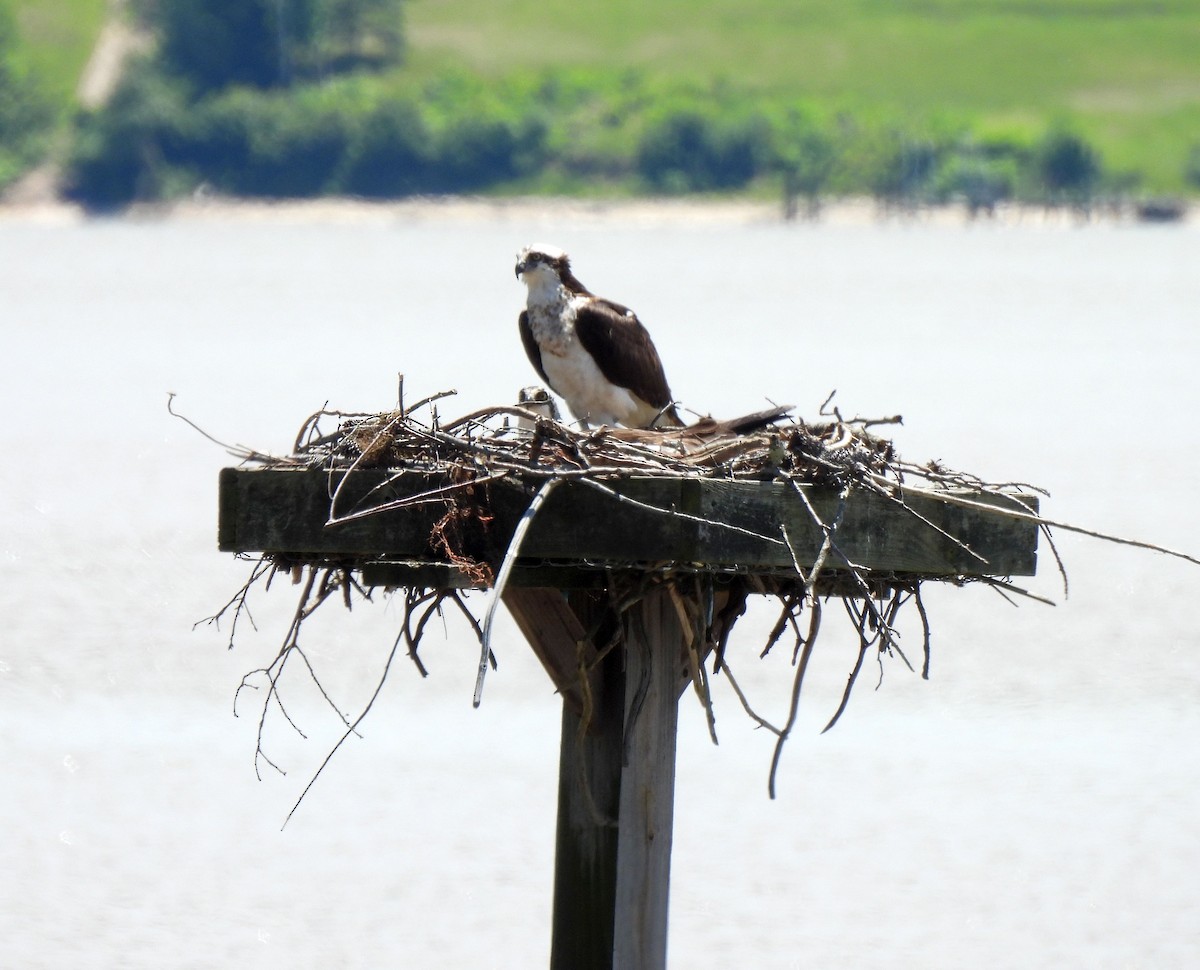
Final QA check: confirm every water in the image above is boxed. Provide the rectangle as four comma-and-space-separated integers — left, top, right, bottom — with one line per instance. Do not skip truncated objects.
2, 210, 1199, 968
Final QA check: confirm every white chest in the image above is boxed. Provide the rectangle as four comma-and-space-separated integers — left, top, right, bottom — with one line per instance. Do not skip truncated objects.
525, 293, 640, 426
526, 292, 582, 357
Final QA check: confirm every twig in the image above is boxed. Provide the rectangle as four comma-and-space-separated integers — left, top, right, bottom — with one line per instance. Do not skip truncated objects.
791, 480, 912, 671
578, 475, 786, 546
720, 659, 783, 736
282, 621, 403, 829
978, 577, 1058, 607
863, 479, 989, 566
668, 581, 718, 745
1039, 523, 1070, 598
822, 609, 871, 735
326, 410, 409, 521
406, 388, 459, 415
402, 589, 446, 676
759, 592, 801, 659
914, 585, 932, 680
892, 482, 1200, 568
195, 557, 271, 647
327, 470, 511, 525
768, 598, 821, 799
168, 392, 283, 463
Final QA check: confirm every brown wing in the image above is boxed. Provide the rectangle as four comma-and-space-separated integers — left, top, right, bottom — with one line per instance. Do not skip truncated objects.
518, 310, 551, 386
573, 299, 675, 411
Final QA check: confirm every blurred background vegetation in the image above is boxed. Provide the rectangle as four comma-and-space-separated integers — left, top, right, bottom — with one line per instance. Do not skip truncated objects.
3, 0, 1199, 209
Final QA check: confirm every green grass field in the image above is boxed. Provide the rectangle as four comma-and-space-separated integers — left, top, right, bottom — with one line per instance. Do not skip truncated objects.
405, 0, 1200, 191
7, 0, 108, 108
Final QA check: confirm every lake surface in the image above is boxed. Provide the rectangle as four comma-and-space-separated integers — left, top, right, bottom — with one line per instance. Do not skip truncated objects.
2, 209, 1198, 968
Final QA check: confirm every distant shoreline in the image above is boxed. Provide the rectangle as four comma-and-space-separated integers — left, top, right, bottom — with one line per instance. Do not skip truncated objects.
1, 193, 1195, 228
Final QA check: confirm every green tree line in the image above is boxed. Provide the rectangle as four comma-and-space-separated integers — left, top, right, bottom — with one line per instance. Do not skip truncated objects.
65, 61, 1136, 212
8, 0, 1200, 208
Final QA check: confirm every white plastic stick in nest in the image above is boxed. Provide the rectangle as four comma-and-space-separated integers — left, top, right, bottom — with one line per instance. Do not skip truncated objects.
474, 478, 560, 707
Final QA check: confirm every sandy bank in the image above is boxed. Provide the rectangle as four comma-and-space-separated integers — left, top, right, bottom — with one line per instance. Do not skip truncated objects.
0, 193, 1194, 228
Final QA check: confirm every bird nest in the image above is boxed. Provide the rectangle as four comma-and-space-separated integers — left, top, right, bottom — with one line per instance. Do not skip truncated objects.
187, 386, 1188, 815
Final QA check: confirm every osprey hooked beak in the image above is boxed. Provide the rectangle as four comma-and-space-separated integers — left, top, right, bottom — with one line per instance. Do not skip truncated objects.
515, 243, 567, 281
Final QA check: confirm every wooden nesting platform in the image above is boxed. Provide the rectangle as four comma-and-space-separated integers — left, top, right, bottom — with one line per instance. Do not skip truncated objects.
218, 463, 1038, 970
218, 466, 1038, 585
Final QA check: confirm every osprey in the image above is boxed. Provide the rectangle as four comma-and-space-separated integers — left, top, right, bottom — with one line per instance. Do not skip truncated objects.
514, 385, 561, 430
515, 243, 683, 429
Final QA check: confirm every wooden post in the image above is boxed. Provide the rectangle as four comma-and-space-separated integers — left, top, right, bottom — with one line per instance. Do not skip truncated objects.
543, 588, 685, 970
550, 592, 623, 970
613, 588, 683, 970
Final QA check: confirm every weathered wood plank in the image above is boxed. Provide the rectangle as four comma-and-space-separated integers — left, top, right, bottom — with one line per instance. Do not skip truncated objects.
549, 592, 625, 970
613, 589, 684, 970
218, 466, 444, 560
502, 588, 597, 716
360, 561, 613, 590
219, 467, 1038, 577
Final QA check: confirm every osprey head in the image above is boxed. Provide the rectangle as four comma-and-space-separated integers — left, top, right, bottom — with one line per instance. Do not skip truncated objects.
516, 385, 561, 424
515, 243, 570, 283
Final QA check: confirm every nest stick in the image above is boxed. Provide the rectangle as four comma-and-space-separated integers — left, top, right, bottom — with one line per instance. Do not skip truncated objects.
578, 476, 786, 546
720, 659, 783, 736
768, 598, 822, 799
167, 392, 282, 464
822, 609, 871, 734
327, 470, 511, 525
326, 410, 408, 520
282, 620, 404, 830
668, 582, 718, 745
864, 479, 989, 565
892, 482, 1200, 568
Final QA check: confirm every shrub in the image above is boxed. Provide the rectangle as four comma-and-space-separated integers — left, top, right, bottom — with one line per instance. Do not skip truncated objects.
184, 87, 353, 195
935, 149, 1017, 213
432, 114, 520, 191
1185, 143, 1200, 191
636, 107, 769, 192
867, 132, 942, 206
337, 97, 429, 197
1034, 128, 1101, 201
64, 60, 191, 207
775, 116, 836, 199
